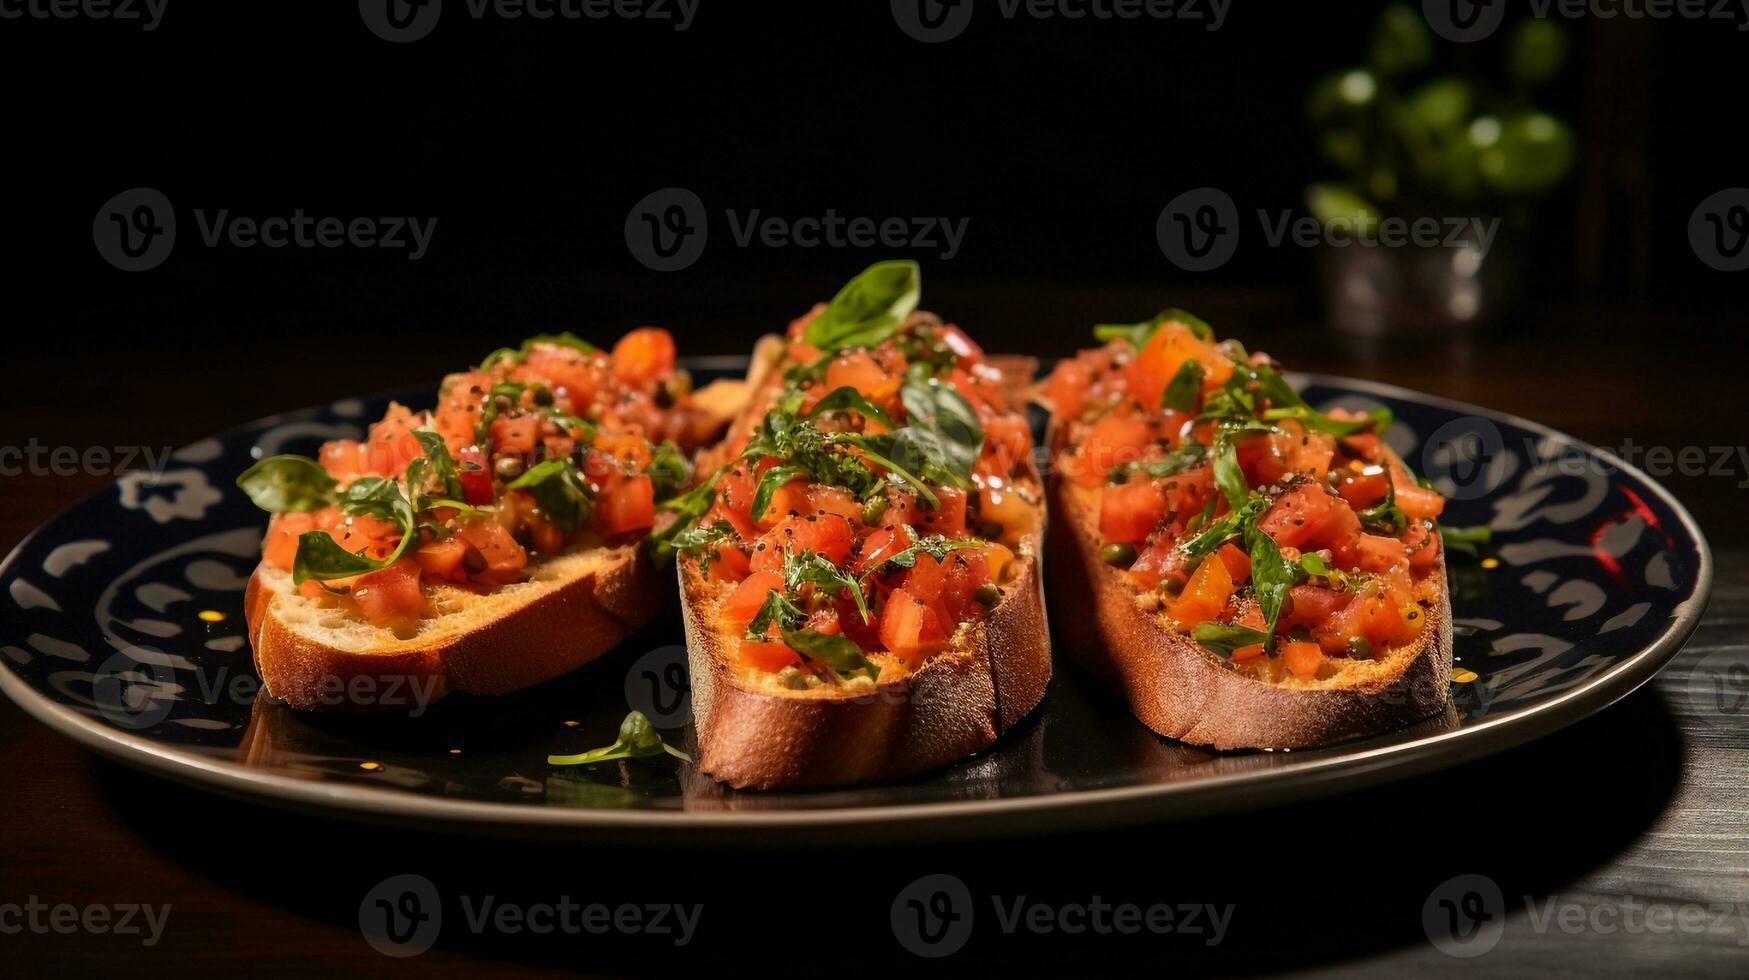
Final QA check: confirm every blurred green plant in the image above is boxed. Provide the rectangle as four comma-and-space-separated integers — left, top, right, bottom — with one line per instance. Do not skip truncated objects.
1305, 4, 1575, 230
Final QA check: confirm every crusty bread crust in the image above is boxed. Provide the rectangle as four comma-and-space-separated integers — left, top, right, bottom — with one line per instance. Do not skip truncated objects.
1046, 439, 1453, 750
243, 544, 667, 711
679, 538, 1052, 790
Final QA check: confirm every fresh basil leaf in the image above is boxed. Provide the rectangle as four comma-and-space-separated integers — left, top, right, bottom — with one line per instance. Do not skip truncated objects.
1260, 405, 1392, 437
1297, 551, 1350, 589
1358, 478, 1407, 535
1111, 439, 1208, 483
746, 588, 806, 639
509, 458, 591, 532
783, 547, 872, 625
1161, 360, 1205, 413
1092, 308, 1214, 348
1439, 524, 1492, 555
236, 455, 336, 514
750, 463, 807, 522
808, 386, 895, 428
1192, 621, 1271, 656
412, 429, 466, 502
890, 376, 984, 488
780, 626, 881, 680
477, 347, 519, 371
1212, 435, 1250, 510
546, 710, 690, 766
290, 528, 409, 585
1245, 522, 1294, 651
643, 440, 691, 500
802, 260, 921, 353
831, 432, 940, 510
1179, 497, 1265, 562
878, 534, 984, 570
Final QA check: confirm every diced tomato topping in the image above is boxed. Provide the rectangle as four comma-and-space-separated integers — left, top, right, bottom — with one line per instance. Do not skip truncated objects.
1100, 481, 1168, 543
739, 637, 801, 672
1069, 413, 1154, 488
1281, 584, 1351, 627
597, 474, 655, 537
1337, 465, 1391, 510
1394, 482, 1446, 521
1168, 552, 1236, 626
719, 571, 781, 634
915, 486, 968, 536
609, 327, 677, 386
1214, 542, 1251, 583
824, 351, 892, 398
1281, 641, 1324, 680
1351, 533, 1408, 574
1123, 320, 1233, 411
806, 486, 863, 525
263, 511, 317, 570
350, 558, 426, 632
490, 414, 541, 456
879, 588, 949, 668
1045, 359, 1090, 420
415, 534, 471, 581
855, 525, 912, 574
1257, 483, 1363, 555
750, 512, 855, 574
455, 445, 494, 504
453, 520, 527, 580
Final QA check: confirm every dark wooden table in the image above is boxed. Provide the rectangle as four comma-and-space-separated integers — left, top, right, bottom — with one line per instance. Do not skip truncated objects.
4, 302, 1746, 976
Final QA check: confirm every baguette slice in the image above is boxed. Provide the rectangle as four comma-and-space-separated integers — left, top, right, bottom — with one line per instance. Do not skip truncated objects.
679, 538, 1052, 789
243, 543, 666, 711
1047, 468, 1453, 751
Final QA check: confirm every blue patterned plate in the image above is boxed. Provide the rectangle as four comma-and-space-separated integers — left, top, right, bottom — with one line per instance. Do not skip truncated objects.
0, 360, 1712, 842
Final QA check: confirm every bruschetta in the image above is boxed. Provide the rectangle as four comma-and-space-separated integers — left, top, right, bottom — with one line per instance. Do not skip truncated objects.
237, 328, 741, 710
1042, 311, 1453, 749
661, 261, 1052, 788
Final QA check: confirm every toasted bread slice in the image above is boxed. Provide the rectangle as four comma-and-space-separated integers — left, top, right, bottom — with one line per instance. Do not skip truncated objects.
678, 538, 1052, 789
243, 544, 666, 711
1047, 474, 1452, 750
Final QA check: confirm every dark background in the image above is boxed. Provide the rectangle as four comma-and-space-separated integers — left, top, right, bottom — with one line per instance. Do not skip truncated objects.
6, 1, 1747, 541
3, 3, 1748, 976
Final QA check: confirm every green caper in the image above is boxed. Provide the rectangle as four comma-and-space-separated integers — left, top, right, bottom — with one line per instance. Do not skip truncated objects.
494, 455, 524, 479
861, 496, 889, 525
1347, 636, 1373, 660
975, 583, 1002, 607
531, 384, 554, 407
1100, 542, 1137, 565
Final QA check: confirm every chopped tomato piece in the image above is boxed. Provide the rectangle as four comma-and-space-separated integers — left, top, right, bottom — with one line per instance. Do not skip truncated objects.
263, 511, 318, 570
1394, 482, 1446, 521
350, 559, 426, 632
1337, 465, 1391, 510
750, 513, 855, 574
824, 351, 892, 398
1258, 483, 1363, 555
1282, 641, 1324, 680
915, 486, 968, 536
1124, 320, 1233, 411
1351, 533, 1408, 573
1231, 643, 1266, 664
415, 535, 471, 581
806, 486, 864, 525
609, 327, 677, 385
453, 520, 527, 580
1281, 584, 1351, 627
455, 445, 494, 504
1168, 552, 1236, 626
1045, 359, 1090, 420
1214, 542, 1251, 583
855, 525, 912, 574
704, 541, 751, 584
879, 588, 949, 667
1071, 413, 1154, 488
597, 474, 655, 536
490, 414, 541, 456
739, 637, 801, 672
1100, 482, 1168, 543
719, 571, 782, 634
